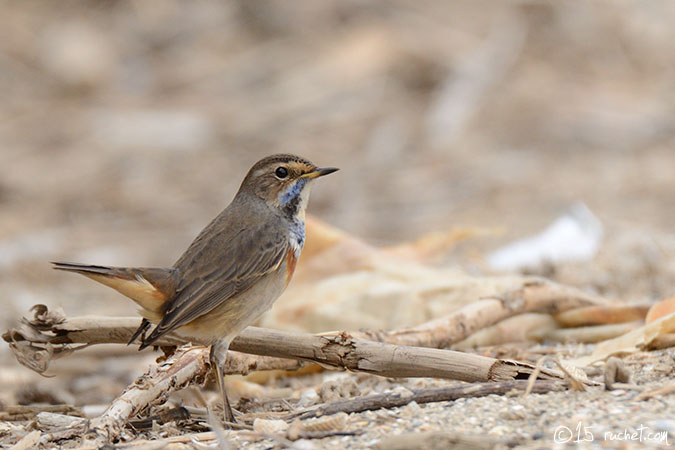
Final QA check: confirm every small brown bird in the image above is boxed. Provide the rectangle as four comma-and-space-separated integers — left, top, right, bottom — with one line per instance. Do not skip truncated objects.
52, 154, 338, 423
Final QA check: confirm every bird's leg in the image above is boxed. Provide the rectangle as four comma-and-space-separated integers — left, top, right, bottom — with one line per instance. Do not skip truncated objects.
209, 339, 236, 424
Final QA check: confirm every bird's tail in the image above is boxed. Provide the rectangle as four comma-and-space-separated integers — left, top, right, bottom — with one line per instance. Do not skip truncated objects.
51, 262, 176, 322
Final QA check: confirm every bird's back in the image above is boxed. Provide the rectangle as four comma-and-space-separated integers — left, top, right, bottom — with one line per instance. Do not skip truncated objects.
172, 192, 279, 284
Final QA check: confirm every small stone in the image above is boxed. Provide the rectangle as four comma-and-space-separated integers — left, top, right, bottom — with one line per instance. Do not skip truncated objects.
319, 378, 360, 402
390, 385, 414, 399
406, 401, 421, 414
500, 409, 526, 420
253, 418, 289, 435
490, 425, 510, 436
298, 388, 319, 407
290, 439, 317, 450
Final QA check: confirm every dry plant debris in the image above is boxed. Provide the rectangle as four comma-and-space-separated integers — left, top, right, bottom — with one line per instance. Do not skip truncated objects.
2, 220, 674, 448
570, 311, 675, 367
3, 227, 675, 450
2, 1, 675, 447
646, 296, 675, 323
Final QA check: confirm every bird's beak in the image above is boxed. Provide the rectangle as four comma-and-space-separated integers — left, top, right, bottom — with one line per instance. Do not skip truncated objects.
301, 167, 339, 179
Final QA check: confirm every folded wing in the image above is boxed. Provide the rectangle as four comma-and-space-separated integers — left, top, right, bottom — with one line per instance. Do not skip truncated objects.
140, 222, 289, 348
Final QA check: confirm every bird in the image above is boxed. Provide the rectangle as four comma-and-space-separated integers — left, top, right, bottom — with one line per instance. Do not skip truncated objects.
52, 154, 338, 423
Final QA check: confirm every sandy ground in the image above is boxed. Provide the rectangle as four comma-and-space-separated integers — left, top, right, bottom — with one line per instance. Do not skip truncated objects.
1, 1, 674, 448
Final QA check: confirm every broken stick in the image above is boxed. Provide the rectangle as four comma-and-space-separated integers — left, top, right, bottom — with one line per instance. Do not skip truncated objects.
4, 307, 568, 383
86, 346, 209, 444
284, 379, 568, 420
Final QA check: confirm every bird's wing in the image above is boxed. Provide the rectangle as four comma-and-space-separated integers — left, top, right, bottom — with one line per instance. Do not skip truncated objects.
141, 222, 289, 346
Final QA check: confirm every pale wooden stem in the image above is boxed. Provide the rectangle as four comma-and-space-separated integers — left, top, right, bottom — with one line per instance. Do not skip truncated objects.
236, 328, 517, 382
554, 303, 650, 327
5, 312, 567, 382
529, 321, 643, 343
365, 279, 608, 348
85, 346, 210, 446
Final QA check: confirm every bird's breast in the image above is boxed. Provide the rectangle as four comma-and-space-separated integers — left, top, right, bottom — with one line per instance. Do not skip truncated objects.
285, 248, 298, 286
285, 219, 305, 285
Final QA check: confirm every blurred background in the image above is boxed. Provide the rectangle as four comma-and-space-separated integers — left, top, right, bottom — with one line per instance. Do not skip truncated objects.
1, 0, 674, 328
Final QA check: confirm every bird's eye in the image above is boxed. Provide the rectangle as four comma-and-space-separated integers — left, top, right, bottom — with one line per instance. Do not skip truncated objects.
275, 167, 289, 179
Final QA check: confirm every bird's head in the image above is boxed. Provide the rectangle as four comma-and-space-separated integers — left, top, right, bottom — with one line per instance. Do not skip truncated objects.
238, 154, 338, 220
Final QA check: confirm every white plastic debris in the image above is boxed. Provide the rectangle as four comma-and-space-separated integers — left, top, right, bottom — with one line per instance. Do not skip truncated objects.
487, 203, 603, 272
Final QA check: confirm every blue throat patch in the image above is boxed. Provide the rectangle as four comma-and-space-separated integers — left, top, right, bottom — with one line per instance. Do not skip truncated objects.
279, 178, 308, 206
279, 179, 307, 248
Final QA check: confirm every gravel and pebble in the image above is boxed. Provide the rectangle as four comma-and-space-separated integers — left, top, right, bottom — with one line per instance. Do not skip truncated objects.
225, 349, 674, 449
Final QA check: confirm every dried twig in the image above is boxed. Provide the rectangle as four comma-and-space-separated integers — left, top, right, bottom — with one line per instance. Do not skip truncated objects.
0, 405, 84, 421
529, 321, 642, 343
453, 313, 558, 349
634, 383, 675, 401
83, 345, 210, 446
8, 431, 42, 450
524, 356, 546, 396
283, 379, 568, 421
363, 279, 607, 348
127, 407, 190, 430
552, 359, 587, 392
524, 356, 587, 395
570, 311, 675, 366
35, 412, 87, 429
232, 328, 528, 382
3, 310, 308, 376
39, 422, 90, 447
